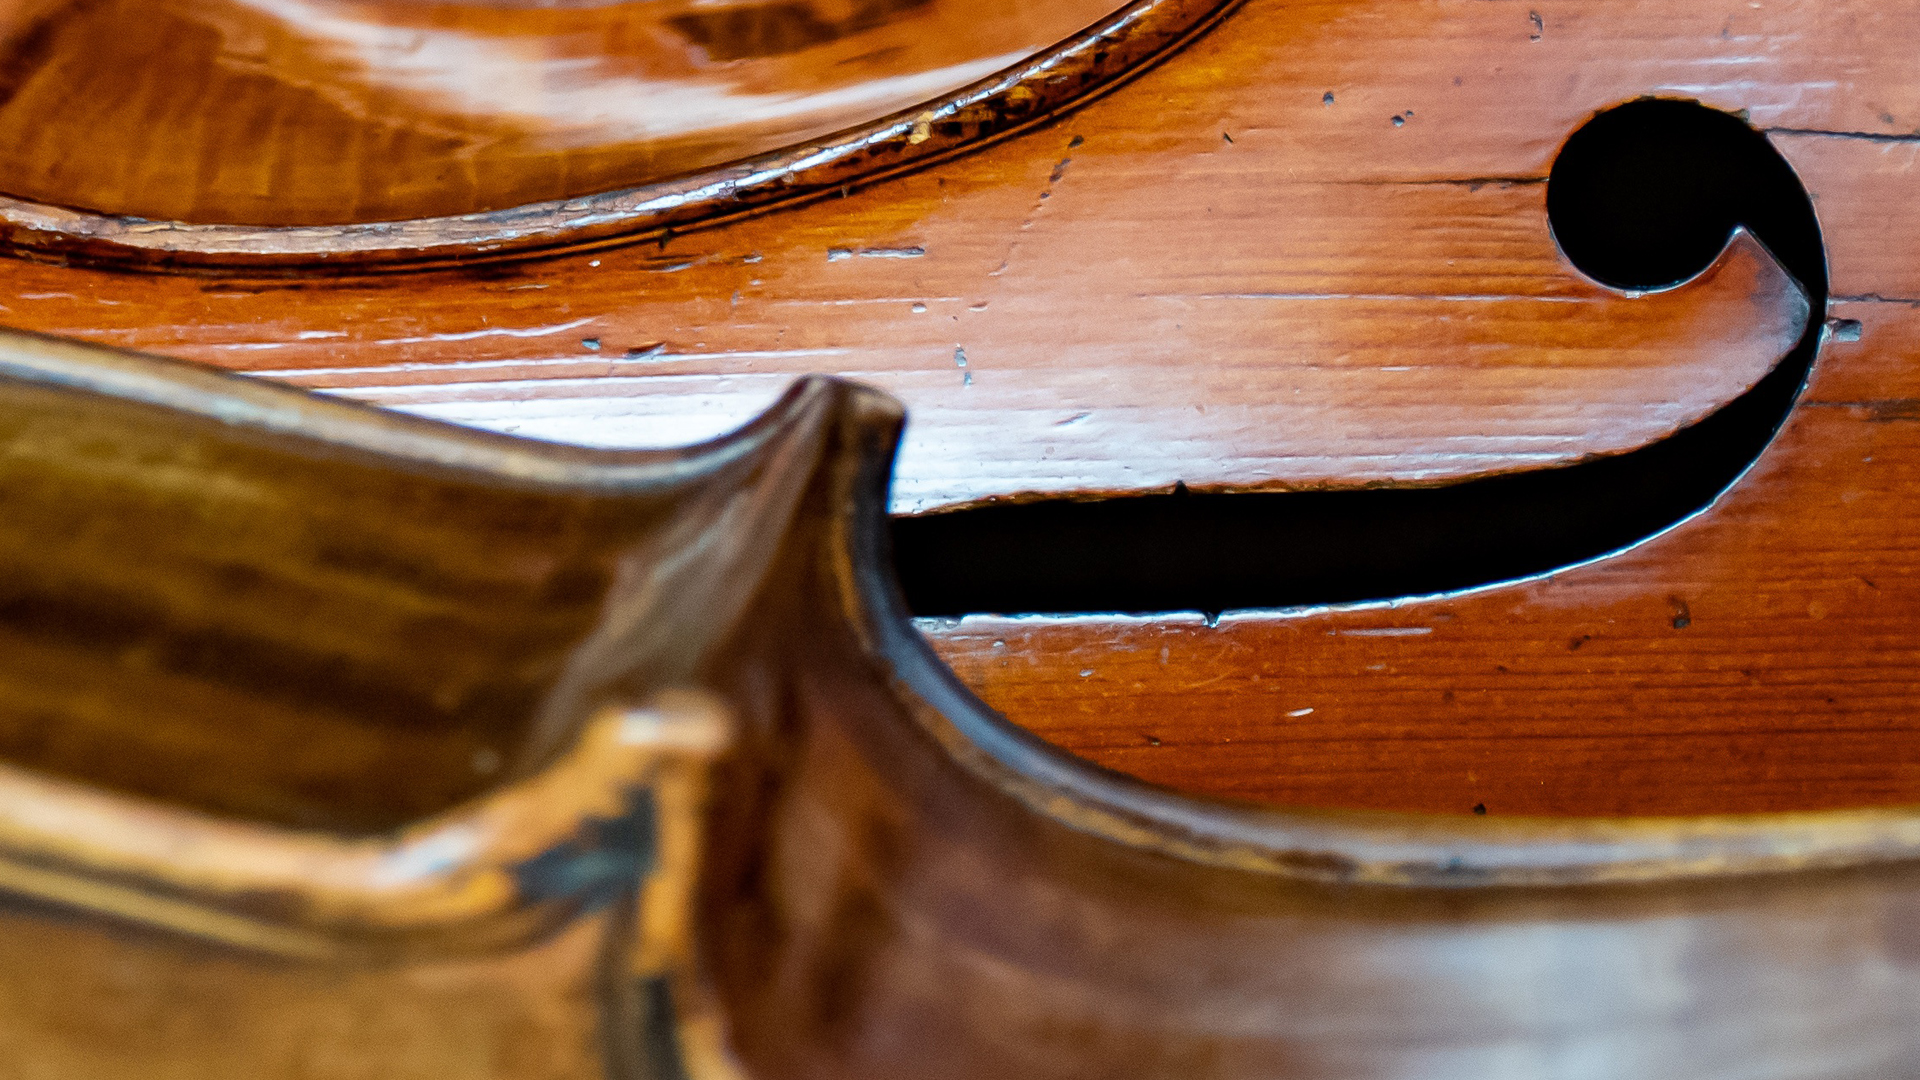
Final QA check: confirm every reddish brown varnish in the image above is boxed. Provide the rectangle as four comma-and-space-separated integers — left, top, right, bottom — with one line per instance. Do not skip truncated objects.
3, 348, 1918, 1080
0, 0, 1128, 225
1, 2, 1920, 1076
0, 0, 1907, 822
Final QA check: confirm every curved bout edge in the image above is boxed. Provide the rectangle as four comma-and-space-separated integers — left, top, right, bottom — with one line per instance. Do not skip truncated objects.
701, 367, 1920, 1080
0, 0, 1242, 272
860, 558, 1920, 889
816, 332, 1920, 892
771, 262, 1920, 892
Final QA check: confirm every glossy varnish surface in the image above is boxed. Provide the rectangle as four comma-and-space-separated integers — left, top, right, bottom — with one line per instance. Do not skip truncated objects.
0, 0, 1909, 818
3, 0, 1920, 1076
0, 345, 1916, 1079
926, 302, 1920, 818
0, 0, 1130, 226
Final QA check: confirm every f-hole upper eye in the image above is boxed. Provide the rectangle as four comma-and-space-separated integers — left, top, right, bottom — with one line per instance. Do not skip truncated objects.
1548, 97, 1827, 296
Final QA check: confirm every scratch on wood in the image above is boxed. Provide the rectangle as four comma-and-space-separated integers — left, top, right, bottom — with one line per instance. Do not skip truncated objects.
1387, 176, 1547, 188
1766, 127, 1920, 144
827, 246, 925, 261
1832, 293, 1920, 307
1808, 399, 1920, 422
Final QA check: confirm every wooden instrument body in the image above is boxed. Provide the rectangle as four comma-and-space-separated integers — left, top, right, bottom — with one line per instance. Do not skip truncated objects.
0, 0, 1906, 817
0, 0, 1911, 1076
1, 341, 1917, 1080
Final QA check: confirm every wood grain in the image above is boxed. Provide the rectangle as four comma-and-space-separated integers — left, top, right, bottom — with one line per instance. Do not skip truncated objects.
296, 226, 1806, 512
6, 335, 1920, 1079
0, 0, 1905, 814
0, 0, 1130, 226
0, 0, 1236, 267
7, 0, 1920, 1075
922, 297, 1920, 815
0, 34, 1824, 514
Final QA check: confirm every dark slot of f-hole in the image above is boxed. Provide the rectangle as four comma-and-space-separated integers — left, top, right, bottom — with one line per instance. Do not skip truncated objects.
891, 99, 1827, 617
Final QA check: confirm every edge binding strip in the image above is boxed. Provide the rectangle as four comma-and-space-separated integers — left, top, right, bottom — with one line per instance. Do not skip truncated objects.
0, 0, 1239, 272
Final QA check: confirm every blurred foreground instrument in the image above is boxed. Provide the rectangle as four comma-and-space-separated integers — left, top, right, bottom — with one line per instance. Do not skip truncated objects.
0, 0, 1912, 1076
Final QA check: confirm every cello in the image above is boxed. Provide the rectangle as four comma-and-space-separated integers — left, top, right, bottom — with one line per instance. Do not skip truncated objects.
0, 0, 1904, 1075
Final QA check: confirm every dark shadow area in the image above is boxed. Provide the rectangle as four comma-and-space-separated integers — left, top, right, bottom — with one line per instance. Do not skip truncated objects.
892, 98, 1828, 617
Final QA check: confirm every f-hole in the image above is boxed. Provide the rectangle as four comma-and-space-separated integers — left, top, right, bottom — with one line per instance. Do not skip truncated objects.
890, 99, 1828, 617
